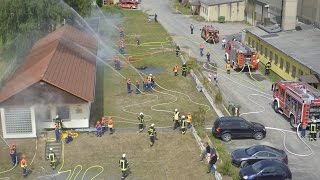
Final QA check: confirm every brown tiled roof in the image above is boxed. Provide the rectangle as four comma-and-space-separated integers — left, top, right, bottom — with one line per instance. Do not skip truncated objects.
0, 25, 97, 103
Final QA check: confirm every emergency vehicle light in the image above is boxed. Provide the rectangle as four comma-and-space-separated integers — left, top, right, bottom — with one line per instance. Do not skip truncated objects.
311, 100, 320, 105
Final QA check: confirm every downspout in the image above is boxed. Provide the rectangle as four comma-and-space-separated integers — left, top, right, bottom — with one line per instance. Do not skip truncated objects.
280, 0, 284, 29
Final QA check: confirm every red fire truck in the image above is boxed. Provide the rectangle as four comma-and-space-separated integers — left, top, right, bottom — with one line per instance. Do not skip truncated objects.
201, 25, 220, 44
224, 41, 259, 70
272, 81, 320, 128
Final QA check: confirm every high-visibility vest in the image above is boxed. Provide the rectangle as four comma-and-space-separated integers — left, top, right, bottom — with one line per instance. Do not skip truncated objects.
182, 65, 187, 71
187, 115, 192, 123
173, 66, 179, 72
147, 75, 152, 82
310, 123, 317, 133
226, 63, 232, 70
138, 115, 144, 124
266, 63, 271, 69
21, 159, 27, 167
48, 153, 56, 162
119, 159, 128, 171
181, 120, 186, 128
174, 112, 180, 120
148, 127, 156, 136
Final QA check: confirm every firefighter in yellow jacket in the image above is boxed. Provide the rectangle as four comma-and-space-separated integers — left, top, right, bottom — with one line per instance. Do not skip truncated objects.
119, 154, 129, 179
173, 109, 181, 130
180, 115, 187, 134
226, 60, 232, 74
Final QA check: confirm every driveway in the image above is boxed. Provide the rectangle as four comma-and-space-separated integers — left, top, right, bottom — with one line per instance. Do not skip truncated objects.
140, 0, 319, 179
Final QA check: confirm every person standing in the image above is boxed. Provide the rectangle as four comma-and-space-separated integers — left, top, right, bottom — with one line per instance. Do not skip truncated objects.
221, 38, 226, 49
135, 80, 140, 94
207, 148, 218, 174
54, 115, 63, 130
199, 44, 204, 56
148, 124, 157, 146
226, 60, 232, 74
173, 64, 179, 76
96, 121, 102, 137
119, 154, 129, 180
143, 78, 148, 92
21, 154, 27, 177
108, 116, 114, 135
127, 78, 132, 93
213, 71, 218, 85
48, 148, 57, 170
206, 52, 211, 62
10, 144, 17, 166
181, 63, 187, 77
138, 112, 145, 132
187, 112, 192, 129
301, 122, 307, 138
265, 61, 271, 75
200, 142, 211, 161
154, 13, 158, 22
176, 45, 180, 57
180, 115, 187, 135
55, 124, 61, 143
101, 117, 107, 134
190, 24, 194, 34
310, 119, 317, 141
173, 109, 181, 130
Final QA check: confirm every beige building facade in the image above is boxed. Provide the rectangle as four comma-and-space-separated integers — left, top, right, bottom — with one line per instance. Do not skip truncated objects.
200, 0, 245, 22
297, 0, 320, 28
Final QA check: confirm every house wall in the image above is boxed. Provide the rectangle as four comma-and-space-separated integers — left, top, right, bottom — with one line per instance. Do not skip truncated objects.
200, 4, 209, 21
204, 2, 245, 22
246, 32, 319, 88
297, 0, 320, 28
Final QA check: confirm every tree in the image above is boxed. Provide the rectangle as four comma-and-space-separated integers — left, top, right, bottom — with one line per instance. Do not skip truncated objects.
96, 0, 103, 7
63, 0, 92, 17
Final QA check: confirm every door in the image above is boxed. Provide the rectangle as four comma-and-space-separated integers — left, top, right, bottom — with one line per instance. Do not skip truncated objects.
239, 120, 252, 137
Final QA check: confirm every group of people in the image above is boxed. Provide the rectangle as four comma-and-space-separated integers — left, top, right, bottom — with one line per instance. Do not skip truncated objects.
126, 74, 155, 94
9, 144, 28, 177
300, 117, 320, 141
172, 63, 188, 77
95, 116, 114, 137
172, 109, 192, 134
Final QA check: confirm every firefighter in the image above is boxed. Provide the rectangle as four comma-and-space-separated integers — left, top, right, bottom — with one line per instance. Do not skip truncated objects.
101, 116, 107, 134
190, 24, 194, 34
206, 52, 211, 62
54, 115, 63, 130
147, 74, 154, 89
226, 60, 232, 74
135, 80, 140, 94
21, 154, 27, 177
48, 148, 57, 170
119, 27, 124, 37
138, 112, 144, 132
181, 63, 187, 77
10, 144, 17, 166
114, 57, 121, 70
119, 39, 125, 54
213, 71, 218, 85
173, 109, 181, 130
108, 116, 114, 134
176, 45, 180, 57
173, 64, 179, 76
119, 154, 129, 179
127, 78, 132, 93
199, 44, 204, 56
180, 115, 187, 134
148, 123, 157, 146
310, 119, 317, 141
187, 112, 192, 128
65, 131, 73, 144
96, 121, 102, 137
136, 36, 140, 46
55, 124, 60, 143
265, 61, 271, 75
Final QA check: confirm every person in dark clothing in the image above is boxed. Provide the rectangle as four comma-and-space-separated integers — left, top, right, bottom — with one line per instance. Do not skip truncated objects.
154, 13, 158, 22
207, 148, 217, 174
176, 45, 180, 57
190, 24, 194, 34
181, 63, 187, 77
119, 154, 129, 180
206, 52, 211, 62
200, 142, 211, 161
265, 61, 271, 75
148, 124, 157, 146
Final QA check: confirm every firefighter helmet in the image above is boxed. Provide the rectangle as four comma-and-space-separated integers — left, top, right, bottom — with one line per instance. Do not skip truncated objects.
151, 123, 155, 127
181, 115, 185, 119
140, 112, 143, 115
122, 154, 126, 158
175, 109, 178, 112
56, 115, 59, 119
49, 148, 53, 151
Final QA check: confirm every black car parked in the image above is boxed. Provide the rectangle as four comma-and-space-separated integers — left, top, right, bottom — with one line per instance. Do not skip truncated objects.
239, 159, 292, 180
212, 116, 266, 142
231, 144, 288, 168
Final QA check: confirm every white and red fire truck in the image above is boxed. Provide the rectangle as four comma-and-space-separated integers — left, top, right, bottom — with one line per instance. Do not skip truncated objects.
272, 81, 320, 127
224, 41, 259, 70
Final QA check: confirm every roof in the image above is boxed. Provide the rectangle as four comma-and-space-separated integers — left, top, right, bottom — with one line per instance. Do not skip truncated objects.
0, 25, 97, 103
200, 0, 244, 6
229, 41, 257, 54
278, 81, 320, 99
298, 75, 320, 84
190, 0, 200, 6
246, 24, 320, 75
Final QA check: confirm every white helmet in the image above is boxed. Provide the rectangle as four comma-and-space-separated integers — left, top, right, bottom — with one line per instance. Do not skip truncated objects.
140, 112, 143, 115
175, 109, 178, 112
151, 123, 155, 127
149, 74, 152, 76
181, 115, 185, 119
122, 154, 126, 158
56, 115, 59, 119
49, 148, 53, 151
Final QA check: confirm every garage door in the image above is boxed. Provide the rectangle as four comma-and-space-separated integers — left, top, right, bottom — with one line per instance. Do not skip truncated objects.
4, 107, 32, 134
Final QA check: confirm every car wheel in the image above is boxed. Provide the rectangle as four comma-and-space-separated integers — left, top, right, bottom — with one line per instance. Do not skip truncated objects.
273, 101, 279, 113
221, 133, 232, 142
240, 161, 248, 168
253, 132, 264, 140
289, 115, 297, 128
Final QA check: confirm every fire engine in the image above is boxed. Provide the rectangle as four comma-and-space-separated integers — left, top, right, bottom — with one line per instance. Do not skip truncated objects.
272, 81, 320, 128
224, 41, 259, 70
201, 25, 220, 44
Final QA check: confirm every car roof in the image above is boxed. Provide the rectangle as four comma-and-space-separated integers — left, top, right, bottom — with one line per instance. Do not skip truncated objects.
218, 116, 244, 121
259, 159, 286, 166
250, 145, 285, 155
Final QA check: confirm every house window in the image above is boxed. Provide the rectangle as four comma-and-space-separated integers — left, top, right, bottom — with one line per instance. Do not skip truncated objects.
298, 69, 303, 76
274, 54, 278, 65
264, 47, 268, 58
260, 45, 263, 55
248, 37, 251, 45
292, 65, 296, 78
256, 42, 259, 51
280, 58, 284, 69
269, 51, 273, 62
57, 106, 70, 120
285, 61, 290, 73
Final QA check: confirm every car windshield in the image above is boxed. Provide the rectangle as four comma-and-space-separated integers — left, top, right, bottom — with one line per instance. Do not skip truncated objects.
251, 161, 264, 173
245, 146, 258, 156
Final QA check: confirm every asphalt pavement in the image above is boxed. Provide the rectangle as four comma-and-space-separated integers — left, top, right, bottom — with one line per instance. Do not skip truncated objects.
140, 0, 320, 179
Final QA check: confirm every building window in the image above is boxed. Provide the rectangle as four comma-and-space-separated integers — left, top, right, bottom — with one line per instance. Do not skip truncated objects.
252, 40, 255, 48
248, 37, 251, 45
274, 54, 278, 65
269, 51, 273, 62
264, 47, 268, 58
256, 42, 259, 51
280, 58, 284, 69
285, 61, 290, 73
292, 65, 296, 78
298, 69, 303, 76
57, 106, 70, 120
260, 45, 263, 55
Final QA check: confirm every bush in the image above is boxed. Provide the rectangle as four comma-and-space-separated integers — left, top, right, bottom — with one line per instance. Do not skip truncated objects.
192, 106, 206, 128
102, 4, 122, 13
215, 89, 222, 104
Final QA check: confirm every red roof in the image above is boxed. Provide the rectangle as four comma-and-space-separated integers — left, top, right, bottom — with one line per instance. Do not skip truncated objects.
0, 25, 97, 103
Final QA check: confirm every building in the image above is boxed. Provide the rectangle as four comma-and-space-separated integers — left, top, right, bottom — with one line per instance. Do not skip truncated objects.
297, 0, 320, 28
199, 0, 245, 22
0, 25, 97, 138
245, 23, 320, 89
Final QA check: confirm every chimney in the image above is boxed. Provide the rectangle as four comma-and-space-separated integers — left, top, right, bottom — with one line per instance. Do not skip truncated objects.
281, 0, 298, 31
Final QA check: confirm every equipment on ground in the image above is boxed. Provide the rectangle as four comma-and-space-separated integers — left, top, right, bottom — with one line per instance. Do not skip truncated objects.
272, 81, 320, 128
201, 25, 220, 44
224, 41, 259, 70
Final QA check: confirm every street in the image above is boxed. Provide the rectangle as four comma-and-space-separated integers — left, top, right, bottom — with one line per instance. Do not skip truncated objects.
140, 0, 320, 179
